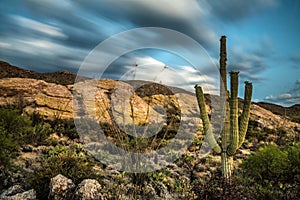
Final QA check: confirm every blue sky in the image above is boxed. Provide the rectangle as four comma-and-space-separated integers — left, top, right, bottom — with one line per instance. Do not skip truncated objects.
0, 0, 299, 106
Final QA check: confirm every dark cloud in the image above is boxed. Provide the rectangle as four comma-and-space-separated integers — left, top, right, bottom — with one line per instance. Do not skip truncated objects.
74, 0, 218, 49
290, 54, 300, 64
228, 54, 267, 81
0, 0, 279, 89
1, 0, 220, 73
224, 35, 275, 82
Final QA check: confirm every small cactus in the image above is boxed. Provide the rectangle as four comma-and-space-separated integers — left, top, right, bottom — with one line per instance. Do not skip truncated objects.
195, 36, 253, 179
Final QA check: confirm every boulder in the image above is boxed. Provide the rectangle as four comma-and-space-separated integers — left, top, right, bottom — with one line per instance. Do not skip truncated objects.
75, 179, 103, 200
48, 174, 75, 200
0, 185, 23, 198
0, 187, 36, 200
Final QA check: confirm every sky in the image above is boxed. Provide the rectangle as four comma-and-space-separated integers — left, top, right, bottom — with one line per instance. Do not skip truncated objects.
0, 0, 299, 106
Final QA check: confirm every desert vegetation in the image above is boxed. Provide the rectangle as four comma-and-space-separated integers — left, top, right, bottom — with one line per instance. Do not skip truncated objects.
0, 105, 299, 199
0, 36, 299, 199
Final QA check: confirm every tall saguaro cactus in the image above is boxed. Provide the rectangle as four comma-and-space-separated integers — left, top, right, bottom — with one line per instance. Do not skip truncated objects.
195, 36, 253, 179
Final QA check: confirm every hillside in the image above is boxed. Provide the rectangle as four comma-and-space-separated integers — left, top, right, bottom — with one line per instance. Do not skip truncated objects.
0, 61, 77, 85
256, 101, 300, 122
2, 60, 298, 118
0, 61, 299, 199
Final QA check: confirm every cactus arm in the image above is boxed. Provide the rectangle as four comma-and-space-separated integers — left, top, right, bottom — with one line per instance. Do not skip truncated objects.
227, 72, 239, 156
195, 85, 221, 154
221, 95, 231, 150
238, 81, 252, 148
220, 36, 227, 94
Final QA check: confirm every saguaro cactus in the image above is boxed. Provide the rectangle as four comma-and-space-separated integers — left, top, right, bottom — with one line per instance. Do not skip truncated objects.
195, 36, 253, 179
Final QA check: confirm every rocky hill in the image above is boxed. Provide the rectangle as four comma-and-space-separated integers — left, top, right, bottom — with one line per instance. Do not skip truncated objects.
0, 61, 298, 131
0, 61, 79, 86
256, 101, 300, 122
1, 60, 298, 118
0, 61, 299, 199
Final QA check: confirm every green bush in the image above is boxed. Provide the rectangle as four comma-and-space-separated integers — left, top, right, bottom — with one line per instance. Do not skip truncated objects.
0, 107, 53, 146
193, 172, 257, 200
285, 144, 300, 183
194, 144, 300, 199
242, 144, 289, 183
50, 119, 79, 139
0, 107, 32, 144
29, 144, 99, 199
0, 107, 31, 167
241, 144, 300, 199
0, 126, 18, 167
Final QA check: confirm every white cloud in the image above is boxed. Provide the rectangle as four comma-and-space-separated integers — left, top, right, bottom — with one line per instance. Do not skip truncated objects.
118, 56, 218, 93
109, 0, 205, 20
265, 93, 292, 100
264, 79, 300, 106
11, 15, 67, 38
0, 42, 11, 48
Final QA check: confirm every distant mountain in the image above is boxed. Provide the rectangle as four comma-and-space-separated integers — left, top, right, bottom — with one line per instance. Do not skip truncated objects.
0, 61, 77, 85
256, 102, 300, 121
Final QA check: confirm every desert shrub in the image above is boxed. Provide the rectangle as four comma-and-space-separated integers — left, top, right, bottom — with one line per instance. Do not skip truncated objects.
193, 144, 300, 199
241, 144, 300, 199
284, 144, 300, 185
245, 120, 268, 142
242, 144, 289, 183
29, 144, 99, 199
0, 107, 32, 144
0, 107, 53, 192
30, 122, 53, 145
0, 126, 18, 167
0, 107, 54, 146
29, 111, 44, 126
193, 171, 257, 200
50, 119, 79, 139
291, 116, 300, 123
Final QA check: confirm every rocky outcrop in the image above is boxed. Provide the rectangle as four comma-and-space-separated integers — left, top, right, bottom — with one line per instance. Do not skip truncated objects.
250, 103, 299, 130
0, 78, 73, 120
0, 78, 170, 126
0, 77, 298, 138
0, 185, 36, 200
0, 185, 24, 198
73, 79, 167, 126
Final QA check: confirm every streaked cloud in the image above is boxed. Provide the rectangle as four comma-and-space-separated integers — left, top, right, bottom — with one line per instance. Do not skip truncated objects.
206, 0, 278, 22
0, 0, 299, 106
11, 15, 67, 38
113, 56, 218, 94
264, 79, 300, 105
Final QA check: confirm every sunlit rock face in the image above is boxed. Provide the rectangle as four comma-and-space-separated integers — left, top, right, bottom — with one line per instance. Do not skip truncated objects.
0, 78, 184, 127
0, 77, 299, 133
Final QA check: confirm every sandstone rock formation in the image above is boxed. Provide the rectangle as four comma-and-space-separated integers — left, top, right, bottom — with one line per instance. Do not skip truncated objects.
0, 78, 73, 120
0, 77, 298, 138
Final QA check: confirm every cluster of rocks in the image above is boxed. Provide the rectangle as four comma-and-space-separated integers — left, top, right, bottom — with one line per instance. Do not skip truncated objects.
0, 174, 178, 200
0, 174, 103, 200
0, 185, 36, 200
